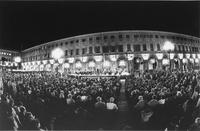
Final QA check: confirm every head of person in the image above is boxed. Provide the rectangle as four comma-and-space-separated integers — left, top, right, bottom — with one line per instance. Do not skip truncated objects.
96, 96, 102, 102
19, 106, 26, 115
138, 95, 143, 101
195, 117, 200, 125
109, 97, 115, 103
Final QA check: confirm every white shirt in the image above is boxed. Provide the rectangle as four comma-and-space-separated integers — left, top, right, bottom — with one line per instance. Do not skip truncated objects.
106, 102, 118, 110
158, 99, 165, 104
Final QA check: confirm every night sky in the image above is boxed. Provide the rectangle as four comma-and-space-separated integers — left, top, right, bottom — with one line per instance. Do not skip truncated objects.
0, 1, 199, 51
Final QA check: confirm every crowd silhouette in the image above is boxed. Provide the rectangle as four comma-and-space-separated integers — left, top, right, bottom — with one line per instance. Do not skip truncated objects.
0, 70, 200, 130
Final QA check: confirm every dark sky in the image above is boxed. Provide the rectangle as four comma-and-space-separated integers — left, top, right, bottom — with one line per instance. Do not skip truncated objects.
0, 1, 199, 51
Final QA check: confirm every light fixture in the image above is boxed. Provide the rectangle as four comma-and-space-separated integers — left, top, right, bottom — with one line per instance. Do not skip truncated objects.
178, 53, 183, 59
94, 55, 103, 62
150, 59, 156, 64
195, 58, 199, 63
119, 60, 126, 67
186, 54, 190, 59
197, 54, 200, 59
81, 56, 88, 62
109, 55, 118, 62
49, 59, 55, 64
127, 54, 134, 61
192, 54, 196, 59
156, 53, 163, 60
103, 60, 110, 67
169, 53, 175, 59
63, 63, 70, 68
68, 57, 74, 63
141, 53, 149, 60
58, 58, 65, 64
163, 41, 175, 51
88, 61, 95, 67
51, 48, 65, 60
75, 61, 82, 68
14, 56, 21, 63
182, 58, 188, 64
43, 60, 47, 64
162, 59, 169, 65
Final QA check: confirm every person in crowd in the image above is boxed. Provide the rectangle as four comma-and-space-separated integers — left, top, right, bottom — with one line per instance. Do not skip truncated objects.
106, 97, 118, 111
95, 96, 106, 110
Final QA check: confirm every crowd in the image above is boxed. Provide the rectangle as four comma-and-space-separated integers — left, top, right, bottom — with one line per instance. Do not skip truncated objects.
1, 69, 200, 131
126, 70, 200, 130
0, 71, 121, 130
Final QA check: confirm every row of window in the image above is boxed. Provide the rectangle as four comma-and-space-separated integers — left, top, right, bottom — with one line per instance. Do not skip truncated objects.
0, 52, 12, 56
25, 33, 200, 55
23, 43, 200, 62
64, 44, 160, 56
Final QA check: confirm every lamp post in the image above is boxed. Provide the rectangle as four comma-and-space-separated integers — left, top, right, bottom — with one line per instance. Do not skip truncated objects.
14, 56, 22, 70
163, 41, 175, 71
51, 48, 65, 72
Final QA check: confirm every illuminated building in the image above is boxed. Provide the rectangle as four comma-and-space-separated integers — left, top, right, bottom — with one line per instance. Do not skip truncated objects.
6, 30, 200, 74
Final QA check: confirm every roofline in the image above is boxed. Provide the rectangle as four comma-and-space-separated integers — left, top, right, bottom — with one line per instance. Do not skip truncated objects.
0, 48, 19, 53
22, 30, 200, 52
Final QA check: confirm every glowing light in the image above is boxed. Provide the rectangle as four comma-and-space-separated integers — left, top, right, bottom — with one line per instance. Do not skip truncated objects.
14, 56, 21, 63
54, 63, 59, 67
169, 53, 175, 59
43, 60, 47, 64
127, 54, 134, 61
149, 59, 156, 64
162, 59, 169, 65
94, 55, 103, 62
197, 54, 200, 59
163, 41, 175, 51
119, 60, 126, 67
32, 61, 36, 65
178, 53, 183, 59
186, 54, 190, 59
156, 53, 163, 60
75, 61, 82, 68
49, 59, 55, 64
68, 57, 74, 63
88, 61, 95, 67
192, 54, 196, 59
63, 63, 70, 68
182, 58, 188, 64
195, 58, 199, 63
81, 56, 88, 62
51, 48, 64, 60
103, 60, 110, 67
36, 61, 41, 65
109, 55, 118, 62
141, 54, 149, 60
189, 58, 194, 63
58, 58, 65, 64
14, 62, 18, 66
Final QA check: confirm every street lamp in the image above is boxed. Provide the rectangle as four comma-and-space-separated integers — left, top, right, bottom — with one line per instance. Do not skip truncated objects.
14, 56, 22, 70
51, 48, 65, 72
51, 48, 65, 60
163, 41, 175, 70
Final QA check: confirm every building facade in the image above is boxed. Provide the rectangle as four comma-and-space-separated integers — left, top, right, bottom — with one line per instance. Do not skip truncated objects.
0, 49, 20, 69
20, 30, 200, 74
